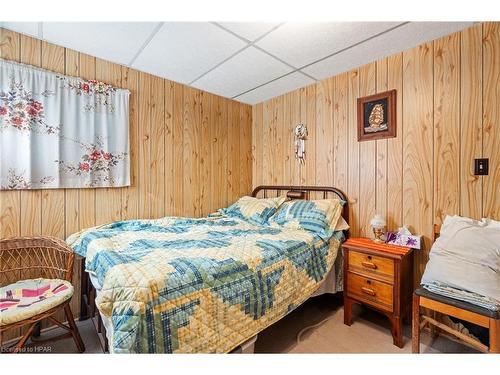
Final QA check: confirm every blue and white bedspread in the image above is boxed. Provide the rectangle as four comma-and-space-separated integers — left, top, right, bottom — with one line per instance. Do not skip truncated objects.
67, 216, 343, 353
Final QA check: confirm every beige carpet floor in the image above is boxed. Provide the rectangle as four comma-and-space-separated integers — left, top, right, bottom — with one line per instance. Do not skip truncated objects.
19, 294, 478, 354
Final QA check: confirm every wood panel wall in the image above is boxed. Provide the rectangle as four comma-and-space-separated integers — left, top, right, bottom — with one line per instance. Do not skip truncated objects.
252, 23, 500, 286
0, 28, 253, 326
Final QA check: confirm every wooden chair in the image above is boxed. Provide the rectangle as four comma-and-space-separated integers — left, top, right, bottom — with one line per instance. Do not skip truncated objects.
0, 236, 85, 353
412, 225, 500, 353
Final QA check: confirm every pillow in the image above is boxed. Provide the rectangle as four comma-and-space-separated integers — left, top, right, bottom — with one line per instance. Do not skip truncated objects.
269, 198, 344, 234
421, 214, 500, 304
482, 217, 500, 228
437, 216, 498, 264
334, 215, 350, 231
442, 214, 486, 228
219, 195, 286, 225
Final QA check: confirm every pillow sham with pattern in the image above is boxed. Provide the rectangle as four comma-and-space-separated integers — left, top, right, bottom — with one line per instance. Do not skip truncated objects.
269, 198, 345, 235
218, 196, 286, 225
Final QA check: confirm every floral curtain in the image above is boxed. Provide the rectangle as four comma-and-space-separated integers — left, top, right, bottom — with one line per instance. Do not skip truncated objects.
0, 59, 130, 190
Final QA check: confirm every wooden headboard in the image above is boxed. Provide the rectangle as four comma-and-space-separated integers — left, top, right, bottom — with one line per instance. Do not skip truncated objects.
251, 185, 349, 231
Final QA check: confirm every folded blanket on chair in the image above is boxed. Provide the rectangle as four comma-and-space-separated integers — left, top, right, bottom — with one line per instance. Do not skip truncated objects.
422, 283, 499, 311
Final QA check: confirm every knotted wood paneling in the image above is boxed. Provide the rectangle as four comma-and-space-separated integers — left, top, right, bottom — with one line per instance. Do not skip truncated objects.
0, 29, 253, 329
252, 23, 500, 286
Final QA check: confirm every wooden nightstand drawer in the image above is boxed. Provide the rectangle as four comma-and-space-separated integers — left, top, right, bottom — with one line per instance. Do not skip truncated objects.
348, 250, 394, 282
346, 271, 393, 312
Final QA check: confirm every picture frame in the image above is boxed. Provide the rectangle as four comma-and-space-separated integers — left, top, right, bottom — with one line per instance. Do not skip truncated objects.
357, 89, 397, 142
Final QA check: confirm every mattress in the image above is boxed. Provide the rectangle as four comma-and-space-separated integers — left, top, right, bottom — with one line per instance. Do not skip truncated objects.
68, 215, 343, 353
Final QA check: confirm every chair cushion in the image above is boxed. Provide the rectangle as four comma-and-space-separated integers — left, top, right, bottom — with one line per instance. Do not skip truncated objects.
415, 287, 499, 319
0, 278, 74, 326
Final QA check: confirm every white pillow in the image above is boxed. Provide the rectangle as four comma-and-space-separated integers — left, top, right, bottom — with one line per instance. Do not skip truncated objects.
334, 216, 350, 231
441, 214, 486, 229
423, 215, 500, 303
439, 215, 498, 264
482, 217, 500, 228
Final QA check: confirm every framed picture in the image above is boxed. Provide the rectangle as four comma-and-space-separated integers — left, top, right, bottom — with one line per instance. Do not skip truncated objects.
357, 89, 397, 142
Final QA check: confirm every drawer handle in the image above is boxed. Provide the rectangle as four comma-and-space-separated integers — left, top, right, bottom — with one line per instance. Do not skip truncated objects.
361, 287, 376, 296
361, 261, 378, 269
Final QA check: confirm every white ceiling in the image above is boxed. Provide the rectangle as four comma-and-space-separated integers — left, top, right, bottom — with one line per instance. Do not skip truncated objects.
1, 21, 473, 104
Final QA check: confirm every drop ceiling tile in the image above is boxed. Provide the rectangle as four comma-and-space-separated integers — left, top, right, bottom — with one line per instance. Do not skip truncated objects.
234, 71, 315, 105
256, 22, 402, 68
191, 46, 293, 98
2, 22, 40, 38
132, 22, 247, 84
216, 22, 281, 41
42, 22, 159, 65
303, 22, 473, 80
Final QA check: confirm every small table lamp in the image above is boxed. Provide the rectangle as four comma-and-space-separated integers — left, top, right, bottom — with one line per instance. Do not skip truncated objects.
370, 214, 386, 243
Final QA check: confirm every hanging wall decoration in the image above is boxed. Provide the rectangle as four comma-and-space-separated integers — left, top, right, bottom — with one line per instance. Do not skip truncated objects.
294, 123, 308, 164
0, 59, 130, 190
357, 89, 397, 142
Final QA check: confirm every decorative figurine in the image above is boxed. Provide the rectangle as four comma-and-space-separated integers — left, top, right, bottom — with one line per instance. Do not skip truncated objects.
294, 123, 307, 164
370, 214, 386, 243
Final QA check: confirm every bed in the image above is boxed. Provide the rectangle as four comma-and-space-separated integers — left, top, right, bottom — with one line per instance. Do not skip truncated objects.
71, 185, 349, 353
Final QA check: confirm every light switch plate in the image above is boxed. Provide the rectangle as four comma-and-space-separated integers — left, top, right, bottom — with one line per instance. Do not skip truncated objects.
474, 158, 489, 175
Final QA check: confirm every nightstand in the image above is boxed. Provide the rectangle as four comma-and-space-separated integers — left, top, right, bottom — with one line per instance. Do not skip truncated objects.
342, 237, 414, 348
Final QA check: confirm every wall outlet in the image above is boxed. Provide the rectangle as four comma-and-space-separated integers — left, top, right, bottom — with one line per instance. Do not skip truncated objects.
474, 158, 489, 175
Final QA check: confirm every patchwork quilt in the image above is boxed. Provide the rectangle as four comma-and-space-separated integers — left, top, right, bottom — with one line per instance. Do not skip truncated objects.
67, 215, 343, 353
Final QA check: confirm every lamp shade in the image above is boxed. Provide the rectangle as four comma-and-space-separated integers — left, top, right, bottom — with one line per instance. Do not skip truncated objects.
370, 214, 386, 229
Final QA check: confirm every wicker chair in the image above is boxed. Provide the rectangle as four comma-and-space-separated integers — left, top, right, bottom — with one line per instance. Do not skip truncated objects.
0, 236, 85, 353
